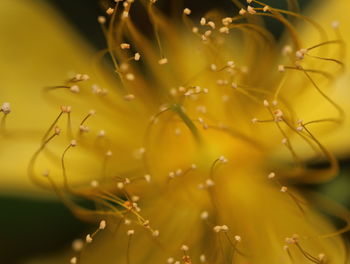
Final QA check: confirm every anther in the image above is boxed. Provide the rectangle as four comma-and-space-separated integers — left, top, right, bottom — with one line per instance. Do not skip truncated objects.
213, 226, 222, 233
1, 102, 11, 114
200, 211, 209, 220
98, 130, 106, 137
70, 140, 77, 147
263, 100, 269, 107
205, 179, 215, 187
227, 61, 235, 68
282, 45, 292, 56
158, 58, 168, 65
70, 85, 80, 93
124, 94, 135, 101
192, 27, 199, 33
61, 105, 72, 113
70, 257, 77, 264
208, 21, 215, 29
183, 8, 191, 15
268, 172, 275, 179
79, 125, 89, 133
98, 16, 106, 24
174, 127, 181, 135
214, 225, 229, 233
239, 8, 247, 15
54, 126, 61, 135
90, 180, 99, 187
247, 6, 256, 14
181, 245, 189, 252
219, 26, 229, 34
222, 17, 233, 26
318, 253, 326, 261
122, 11, 129, 18
120, 43, 131, 49
251, 118, 259, 124
168, 171, 175, 178
199, 254, 206, 263
285, 234, 299, 244
106, 7, 114, 15
106, 150, 113, 156
280, 186, 288, 193
81, 74, 90, 81
144, 174, 151, 182
131, 195, 139, 202
204, 30, 212, 37
72, 239, 84, 251
234, 235, 242, 242
124, 178, 131, 184
167, 257, 175, 264
296, 49, 308, 60
274, 109, 284, 121
221, 225, 229, 231
263, 5, 269, 12
200, 17, 206, 26
125, 73, 135, 81
134, 53, 141, 61
86, 234, 93, 243
219, 155, 228, 163
175, 169, 183, 176
117, 182, 124, 189
127, 229, 135, 236
331, 21, 340, 29
278, 65, 285, 72
99, 220, 106, 230
152, 230, 159, 237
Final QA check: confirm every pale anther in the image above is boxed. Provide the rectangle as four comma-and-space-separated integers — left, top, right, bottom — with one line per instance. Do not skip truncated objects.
98, 220, 106, 230
98, 16, 106, 24
134, 53, 141, 61
86, 234, 93, 243
247, 6, 256, 14
158, 58, 168, 65
239, 8, 247, 15
280, 186, 288, 192
106, 7, 114, 15
120, 43, 130, 49
268, 172, 275, 179
1, 102, 11, 114
183, 8, 191, 15
70, 140, 77, 147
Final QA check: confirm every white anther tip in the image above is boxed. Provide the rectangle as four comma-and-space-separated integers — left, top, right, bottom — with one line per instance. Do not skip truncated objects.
99, 220, 106, 230
183, 8, 191, 15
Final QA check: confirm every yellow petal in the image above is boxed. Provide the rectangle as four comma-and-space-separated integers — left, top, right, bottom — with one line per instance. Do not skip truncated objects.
272, 0, 350, 164
0, 0, 117, 195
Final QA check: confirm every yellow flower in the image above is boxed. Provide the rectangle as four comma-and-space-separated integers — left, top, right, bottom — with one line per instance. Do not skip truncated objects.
1, 0, 350, 264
